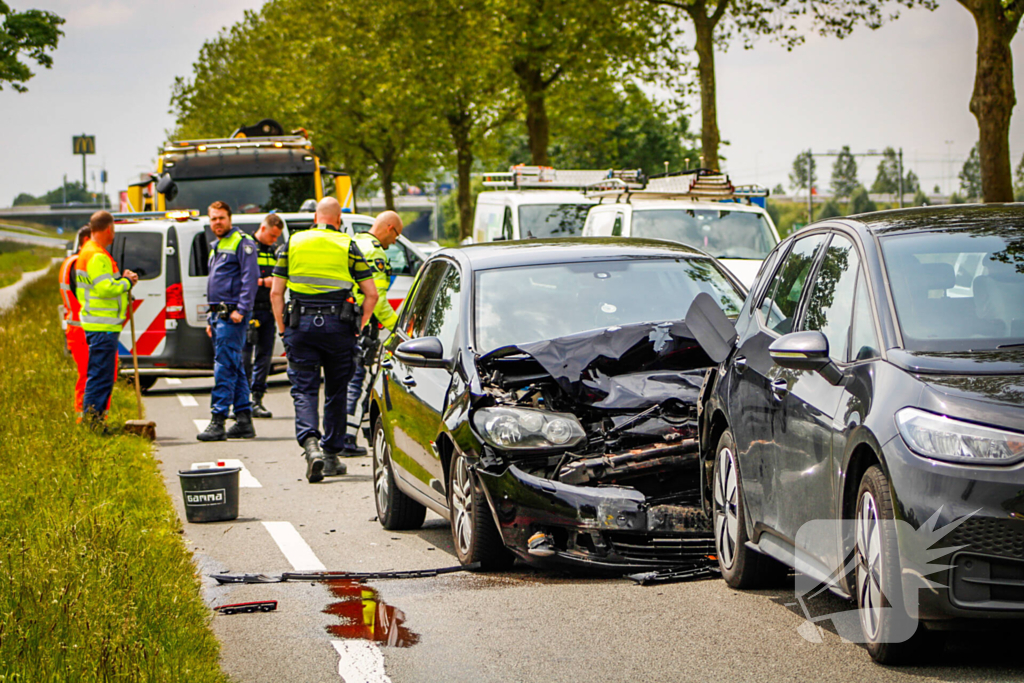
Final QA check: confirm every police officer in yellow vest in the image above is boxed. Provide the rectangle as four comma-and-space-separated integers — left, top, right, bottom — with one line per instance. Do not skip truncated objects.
271, 198, 378, 482
341, 211, 404, 456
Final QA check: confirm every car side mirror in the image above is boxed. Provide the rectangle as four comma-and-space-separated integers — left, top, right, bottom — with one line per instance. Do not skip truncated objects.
156, 173, 178, 201
769, 331, 843, 385
395, 336, 450, 369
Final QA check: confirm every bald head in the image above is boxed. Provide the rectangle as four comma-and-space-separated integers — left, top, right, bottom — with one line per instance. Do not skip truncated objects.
370, 210, 404, 247
316, 197, 342, 228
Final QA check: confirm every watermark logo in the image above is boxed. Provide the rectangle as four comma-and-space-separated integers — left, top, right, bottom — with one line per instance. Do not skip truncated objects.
790, 507, 976, 644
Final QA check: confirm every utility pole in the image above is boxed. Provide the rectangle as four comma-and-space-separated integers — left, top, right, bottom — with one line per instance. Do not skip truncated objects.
62, 173, 67, 205
897, 148, 904, 208
806, 149, 813, 223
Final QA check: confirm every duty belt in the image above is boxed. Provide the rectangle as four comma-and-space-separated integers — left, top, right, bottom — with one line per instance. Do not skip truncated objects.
298, 304, 344, 316
209, 303, 236, 313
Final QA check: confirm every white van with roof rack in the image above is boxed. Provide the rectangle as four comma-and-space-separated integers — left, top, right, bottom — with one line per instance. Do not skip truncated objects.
91, 210, 424, 390
472, 167, 643, 243
582, 170, 780, 288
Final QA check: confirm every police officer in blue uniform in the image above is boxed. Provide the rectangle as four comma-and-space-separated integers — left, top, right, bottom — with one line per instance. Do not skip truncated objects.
198, 200, 260, 442
270, 197, 378, 482
244, 213, 285, 419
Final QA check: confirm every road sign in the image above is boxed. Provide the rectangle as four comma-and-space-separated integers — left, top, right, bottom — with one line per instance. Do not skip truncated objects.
73, 135, 96, 155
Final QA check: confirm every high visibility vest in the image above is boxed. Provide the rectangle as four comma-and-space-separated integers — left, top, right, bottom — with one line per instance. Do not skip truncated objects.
75, 241, 130, 333
283, 226, 358, 297
352, 233, 399, 331
59, 253, 82, 326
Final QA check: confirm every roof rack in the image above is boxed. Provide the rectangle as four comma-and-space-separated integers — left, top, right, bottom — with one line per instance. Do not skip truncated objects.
163, 136, 312, 154
587, 168, 770, 203
481, 165, 644, 190
113, 210, 200, 222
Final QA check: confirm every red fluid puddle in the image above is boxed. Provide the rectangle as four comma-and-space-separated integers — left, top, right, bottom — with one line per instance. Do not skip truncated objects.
323, 579, 420, 647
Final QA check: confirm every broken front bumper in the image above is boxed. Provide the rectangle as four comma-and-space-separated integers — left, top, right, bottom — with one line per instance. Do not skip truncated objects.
475, 464, 713, 571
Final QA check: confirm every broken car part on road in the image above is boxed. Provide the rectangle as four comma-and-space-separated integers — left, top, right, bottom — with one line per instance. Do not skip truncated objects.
211, 564, 478, 585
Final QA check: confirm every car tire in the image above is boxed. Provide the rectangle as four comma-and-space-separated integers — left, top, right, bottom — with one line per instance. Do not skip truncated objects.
137, 375, 158, 392
448, 451, 515, 571
372, 416, 426, 531
713, 429, 789, 589
855, 465, 939, 664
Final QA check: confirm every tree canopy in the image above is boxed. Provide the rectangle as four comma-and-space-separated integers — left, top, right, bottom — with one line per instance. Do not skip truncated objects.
789, 150, 816, 192
0, 1, 63, 92
830, 146, 859, 199
960, 142, 983, 199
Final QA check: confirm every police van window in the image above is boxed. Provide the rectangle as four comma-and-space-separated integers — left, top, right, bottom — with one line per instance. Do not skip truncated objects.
501, 207, 514, 241
353, 222, 373, 234
189, 232, 210, 277
400, 261, 448, 339
612, 214, 623, 237
423, 266, 461, 357
113, 232, 162, 281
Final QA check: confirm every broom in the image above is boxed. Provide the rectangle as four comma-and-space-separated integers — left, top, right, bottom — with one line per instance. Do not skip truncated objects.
124, 294, 157, 440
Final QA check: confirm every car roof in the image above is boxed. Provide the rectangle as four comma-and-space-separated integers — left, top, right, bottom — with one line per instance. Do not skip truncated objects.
840, 203, 1024, 236
439, 237, 712, 271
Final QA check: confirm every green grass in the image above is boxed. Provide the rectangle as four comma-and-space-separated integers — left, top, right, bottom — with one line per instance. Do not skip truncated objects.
0, 243, 62, 288
0, 220, 65, 239
0, 270, 228, 682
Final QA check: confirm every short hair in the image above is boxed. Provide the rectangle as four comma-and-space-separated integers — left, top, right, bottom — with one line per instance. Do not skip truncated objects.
89, 210, 114, 233
77, 225, 91, 248
208, 200, 232, 217
263, 213, 285, 231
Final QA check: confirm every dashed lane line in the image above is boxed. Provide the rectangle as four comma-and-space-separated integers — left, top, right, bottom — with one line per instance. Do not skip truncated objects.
261, 521, 326, 571
177, 393, 198, 407
332, 640, 391, 683
193, 418, 209, 433
165, 378, 182, 385
190, 459, 262, 488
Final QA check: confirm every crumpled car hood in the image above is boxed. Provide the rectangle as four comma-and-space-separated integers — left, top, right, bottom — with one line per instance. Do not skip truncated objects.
478, 321, 712, 409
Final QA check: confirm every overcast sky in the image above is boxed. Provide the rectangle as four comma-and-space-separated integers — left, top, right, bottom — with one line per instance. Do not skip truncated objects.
2, 0, 1023, 206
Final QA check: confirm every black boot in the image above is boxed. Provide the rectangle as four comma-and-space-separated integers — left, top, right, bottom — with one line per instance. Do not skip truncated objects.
197, 414, 227, 442
322, 452, 347, 476
226, 410, 256, 439
303, 436, 325, 483
341, 433, 367, 457
251, 394, 273, 419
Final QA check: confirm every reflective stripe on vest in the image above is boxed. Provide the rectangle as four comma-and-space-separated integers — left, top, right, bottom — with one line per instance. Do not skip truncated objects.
75, 243, 128, 333
285, 228, 357, 296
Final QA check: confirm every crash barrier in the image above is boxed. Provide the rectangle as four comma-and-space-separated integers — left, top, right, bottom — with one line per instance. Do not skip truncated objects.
178, 466, 241, 523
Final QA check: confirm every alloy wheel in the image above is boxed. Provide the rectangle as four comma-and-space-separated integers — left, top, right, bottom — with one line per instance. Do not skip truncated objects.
373, 426, 391, 516
714, 447, 740, 569
451, 456, 474, 556
856, 491, 884, 641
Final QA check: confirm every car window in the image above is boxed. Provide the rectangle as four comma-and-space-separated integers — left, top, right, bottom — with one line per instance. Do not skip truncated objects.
399, 260, 448, 338
850, 272, 879, 362
801, 235, 861, 362
630, 208, 777, 260
612, 213, 623, 237
352, 222, 373, 234
189, 231, 210, 277
113, 232, 162, 281
758, 233, 826, 335
423, 265, 462, 356
517, 204, 591, 239
748, 242, 787, 315
501, 207, 514, 241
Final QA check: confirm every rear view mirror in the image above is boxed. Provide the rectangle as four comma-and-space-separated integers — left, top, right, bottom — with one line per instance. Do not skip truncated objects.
395, 337, 449, 369
769, 331, 843, 384
156, 173, 178, 202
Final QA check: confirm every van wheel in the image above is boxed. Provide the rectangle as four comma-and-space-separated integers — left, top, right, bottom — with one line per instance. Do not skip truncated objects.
137, 376, 158, 392
372, 417, 426, 530
713, 429, 789, 589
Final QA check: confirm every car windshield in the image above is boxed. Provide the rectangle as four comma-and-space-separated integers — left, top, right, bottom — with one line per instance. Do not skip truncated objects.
474, 258, 744, 352
165, 174, 317, 213
517, 204, 592, 239
631, 208, 776, 260
880, 229, 1024, 351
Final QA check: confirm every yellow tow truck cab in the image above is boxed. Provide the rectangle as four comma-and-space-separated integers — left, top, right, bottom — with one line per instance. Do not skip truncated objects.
123, 118, 353, 215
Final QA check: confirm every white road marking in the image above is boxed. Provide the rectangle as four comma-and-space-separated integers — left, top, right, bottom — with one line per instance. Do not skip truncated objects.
262, 521, 326, 571
331, 640, 390, 683
166, 378, 182, 385
191, 459, 261, 488
193, 419, 209, 432
177, 393, 198, 407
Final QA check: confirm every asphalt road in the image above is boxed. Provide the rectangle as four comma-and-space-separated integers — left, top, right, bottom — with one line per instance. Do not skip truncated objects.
147, 377, 1024, 683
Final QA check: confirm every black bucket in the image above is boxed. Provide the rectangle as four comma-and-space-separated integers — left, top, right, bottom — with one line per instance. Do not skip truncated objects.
178, 466, 240, 523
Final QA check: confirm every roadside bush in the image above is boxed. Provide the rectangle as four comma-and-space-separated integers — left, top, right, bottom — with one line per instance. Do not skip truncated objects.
0, 270, 227, 682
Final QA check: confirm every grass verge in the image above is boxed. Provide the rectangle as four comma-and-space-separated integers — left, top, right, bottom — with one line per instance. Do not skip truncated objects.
0, 269, 228, 682
0, 243, 62, 289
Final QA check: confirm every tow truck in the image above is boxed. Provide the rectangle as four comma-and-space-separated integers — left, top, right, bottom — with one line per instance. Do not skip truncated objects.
121, 119, 353, 215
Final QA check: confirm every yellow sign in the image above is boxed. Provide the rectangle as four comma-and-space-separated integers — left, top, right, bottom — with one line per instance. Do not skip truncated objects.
73, 135, 95, 155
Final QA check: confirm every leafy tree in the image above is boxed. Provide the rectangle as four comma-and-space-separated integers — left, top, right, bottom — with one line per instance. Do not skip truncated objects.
913, 188, 929, 206
848, 186, 877, 215
870, 147, 901, 194
960, 142, 983, 199
816, 198, 843, 221
950, 192, 966, 204
772, 183, 785, 195
831, 145, 859, 199
12, 192, 35, 206
13, 181, 93, 206
956, 1, 1023, 202
904, 169, 921, 194
1014, 150, 1024, 199
0, 2, 63, 92
789, 150, 816, 192
647, 0, 936, 171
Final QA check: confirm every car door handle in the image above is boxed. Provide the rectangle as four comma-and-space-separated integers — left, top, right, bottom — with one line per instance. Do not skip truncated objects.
733, 356, 748, 374
770, 377, 789, 400
400, 375, 416, 387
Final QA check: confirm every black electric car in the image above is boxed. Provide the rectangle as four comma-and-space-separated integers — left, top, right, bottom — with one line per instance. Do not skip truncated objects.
687, 205, 1024, 663
367, 238, 746, 571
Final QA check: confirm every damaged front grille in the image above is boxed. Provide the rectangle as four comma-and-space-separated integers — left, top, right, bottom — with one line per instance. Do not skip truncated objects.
606, 533, 716, 565
558, 439, 698, 486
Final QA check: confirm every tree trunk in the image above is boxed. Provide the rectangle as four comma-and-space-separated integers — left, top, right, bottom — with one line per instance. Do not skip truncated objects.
514, 62, 551, 166
963, 1, 1017, 202
380, 152, 396, 211
692, 6, 721, 172
448, 114, 476, 240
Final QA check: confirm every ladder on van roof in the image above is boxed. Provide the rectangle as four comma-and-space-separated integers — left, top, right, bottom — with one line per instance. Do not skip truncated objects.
481, 165, 645, 190
586, 168, 770, 203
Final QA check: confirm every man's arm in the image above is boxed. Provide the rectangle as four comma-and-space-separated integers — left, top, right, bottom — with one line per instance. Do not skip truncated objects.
357, 278, 378, 330
235, 238, 259, 316
271, 276, 287, 335
89, 253, 134, 298
371, 276, 399, 331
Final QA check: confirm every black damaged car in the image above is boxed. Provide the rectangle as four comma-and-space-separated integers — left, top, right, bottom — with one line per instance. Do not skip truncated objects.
367, 238, 746, 570
686, 205, 1024, 663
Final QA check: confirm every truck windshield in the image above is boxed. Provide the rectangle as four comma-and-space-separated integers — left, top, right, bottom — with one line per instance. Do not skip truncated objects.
631, 209, 776, 260
165, 175, 316, 213
517, 204, 592, 239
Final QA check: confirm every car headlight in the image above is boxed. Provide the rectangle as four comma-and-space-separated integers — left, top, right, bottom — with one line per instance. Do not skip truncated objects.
895, 407, 1024, 465
473, 407, 586, 451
